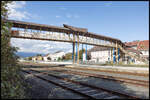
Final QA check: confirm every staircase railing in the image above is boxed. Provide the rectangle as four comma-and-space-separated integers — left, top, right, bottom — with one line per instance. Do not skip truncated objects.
118, 45, 148, 63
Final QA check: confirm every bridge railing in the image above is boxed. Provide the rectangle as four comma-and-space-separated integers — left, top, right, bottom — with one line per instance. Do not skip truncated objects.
11, 30, 116, 48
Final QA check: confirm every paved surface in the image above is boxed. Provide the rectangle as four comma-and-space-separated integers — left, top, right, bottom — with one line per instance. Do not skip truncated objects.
56, 67, 149, 81
73, 64, 149, 71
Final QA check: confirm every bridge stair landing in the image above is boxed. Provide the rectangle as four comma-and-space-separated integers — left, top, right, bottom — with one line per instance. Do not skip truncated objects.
118, 45, 148, 64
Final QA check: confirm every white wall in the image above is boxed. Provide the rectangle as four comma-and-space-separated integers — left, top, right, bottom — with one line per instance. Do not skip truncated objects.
50, 52, 65, 61
91, 50, 112, 63
141, 50, 149, 56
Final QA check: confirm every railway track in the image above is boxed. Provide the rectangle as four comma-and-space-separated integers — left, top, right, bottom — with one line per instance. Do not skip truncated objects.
43, 68, 149, 87
22, 69, 141, 99
65, 67, 149, 77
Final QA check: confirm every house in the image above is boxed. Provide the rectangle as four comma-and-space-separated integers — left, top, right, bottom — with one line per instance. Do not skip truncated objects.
32, 56, 43, 61
32, 56, 37, 62
43, 53, 51, 62
43, 51, 65, 61
51, 51, 65, 61
89, 40, 149, 64
89, 46, 112, 63
125, 40, 149, 60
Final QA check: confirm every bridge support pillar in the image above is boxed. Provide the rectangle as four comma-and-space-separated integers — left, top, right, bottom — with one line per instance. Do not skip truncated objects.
113, 48, 116, 64
72, 42, 75, 64
73, 33, 76, 64
76, 42, 78, 62
118, 48, 120, 62
77, 33, 80, 64
82, 44, 83, 64
86, 44, 87, 61
111, 48, 113, 64
116, 42, 118, 64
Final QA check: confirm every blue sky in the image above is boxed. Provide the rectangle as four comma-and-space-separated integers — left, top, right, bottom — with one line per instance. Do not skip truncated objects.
8, 1, 149, 54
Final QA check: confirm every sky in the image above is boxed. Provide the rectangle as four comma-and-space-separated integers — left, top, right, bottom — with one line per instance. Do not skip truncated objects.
8, 1, 149, 54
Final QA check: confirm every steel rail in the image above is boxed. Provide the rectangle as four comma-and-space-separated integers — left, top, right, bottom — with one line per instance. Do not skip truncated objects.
45, 68, 149, 87
21, 70, 96, 99
66, 67, 149, 77
28, 69, 141, 99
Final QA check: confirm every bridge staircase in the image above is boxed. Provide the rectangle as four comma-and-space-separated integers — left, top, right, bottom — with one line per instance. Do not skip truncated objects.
118, 45, 148, 64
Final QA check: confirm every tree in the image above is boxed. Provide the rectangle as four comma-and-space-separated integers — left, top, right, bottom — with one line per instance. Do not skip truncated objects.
64, 53, 72, 60
1, 1, 26, 99
28, 57, 32, 60
36, 54, 42, 56
63, 49, 86, 60
47, 57, 51, 60
57, 57, 61, 61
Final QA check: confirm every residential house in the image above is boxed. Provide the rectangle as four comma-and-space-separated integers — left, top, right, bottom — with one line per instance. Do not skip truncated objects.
32, 56, 37, 62
89, 46, 112, 63
89, 40, 149, 64
43, 53, 51, 62
43, 51, 65, 61
32, 56, 43, 61
125, 40, 149, 60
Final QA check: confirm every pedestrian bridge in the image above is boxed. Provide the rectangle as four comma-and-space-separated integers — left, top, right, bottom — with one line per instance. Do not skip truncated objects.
4, 19, 147, 64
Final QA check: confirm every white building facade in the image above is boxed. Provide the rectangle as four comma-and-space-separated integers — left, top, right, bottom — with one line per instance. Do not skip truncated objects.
90, 47, 112, 63
43, 51, 65, 61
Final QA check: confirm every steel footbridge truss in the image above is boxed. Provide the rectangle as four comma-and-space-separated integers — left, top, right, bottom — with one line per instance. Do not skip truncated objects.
3, 19, 147, 64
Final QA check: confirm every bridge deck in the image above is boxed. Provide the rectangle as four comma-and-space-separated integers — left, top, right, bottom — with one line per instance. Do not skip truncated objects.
4, 19, 124, 45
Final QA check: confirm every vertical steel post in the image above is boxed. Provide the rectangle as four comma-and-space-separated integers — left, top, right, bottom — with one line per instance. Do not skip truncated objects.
86, 44, 87, 60
118, 48, 120, 62
72, 42, 75, 63
77, 33, 80, 64
73, 33, 76, 64
76, 42, 78, 62
111, 47, 113, 63
82, 43, 83, 64
113, 48, 116, 64
116, 41, 118, 63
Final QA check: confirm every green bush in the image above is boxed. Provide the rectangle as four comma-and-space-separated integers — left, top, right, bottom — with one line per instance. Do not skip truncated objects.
1, 1, 27, 99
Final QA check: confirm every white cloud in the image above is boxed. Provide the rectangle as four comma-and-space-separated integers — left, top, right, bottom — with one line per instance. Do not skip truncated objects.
6, 1, 39, 20
56, 15, 61, 18
66, 14, 72, 18
66, 13, 80, 19
10, 38, 72, 54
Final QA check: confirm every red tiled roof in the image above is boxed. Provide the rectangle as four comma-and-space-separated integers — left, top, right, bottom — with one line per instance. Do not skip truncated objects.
137, 40, 149, 50
125, 40, 149, 50
125, 41, 139, 46
125, 47, 142, 55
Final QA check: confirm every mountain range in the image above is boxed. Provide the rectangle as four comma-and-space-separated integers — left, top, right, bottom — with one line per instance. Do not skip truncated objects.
16, 52, 45, 58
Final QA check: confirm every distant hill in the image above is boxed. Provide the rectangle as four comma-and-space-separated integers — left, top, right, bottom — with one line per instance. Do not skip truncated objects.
16, 52, 45, 58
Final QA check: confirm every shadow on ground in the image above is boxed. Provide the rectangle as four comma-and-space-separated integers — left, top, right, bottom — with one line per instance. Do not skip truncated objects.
20, 64, 149, 99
